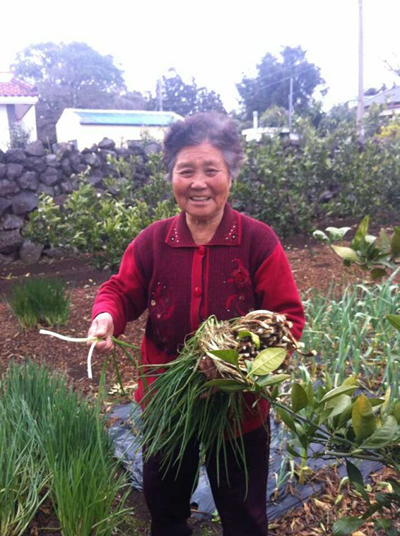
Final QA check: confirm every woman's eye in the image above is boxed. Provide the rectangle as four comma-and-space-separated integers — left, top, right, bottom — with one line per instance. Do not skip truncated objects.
206, 169, 218, 176
180, 170, 193, 177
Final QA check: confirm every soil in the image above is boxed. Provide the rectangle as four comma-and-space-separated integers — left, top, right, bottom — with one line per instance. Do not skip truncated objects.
0, 239, 398, 535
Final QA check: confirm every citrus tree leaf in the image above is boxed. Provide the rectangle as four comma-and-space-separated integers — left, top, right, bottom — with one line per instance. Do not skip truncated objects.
352, 215, 370, 250
370, 267, 388, 280
360, 415, 398, 448
326, 226, 351, 241
276, 407, 296, 433
320, 384, 358, 404
325, 394, 352, 419
291, 383, 309, 413
346, 459, 364, 487
390, 226, 400, 257
352, 395, 376, 441
238, 330, 260, 348
391, 401, 400, 423
208, 349, 239, 367
256, 373, 290, 387
332, 517, 365, 536
331, 245, 359, 262
386, 314, 400, 332
249, 347, 287, 376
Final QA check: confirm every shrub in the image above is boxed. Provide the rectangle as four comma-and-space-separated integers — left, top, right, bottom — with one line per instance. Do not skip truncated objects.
8, 277, 70, 329
24, 153, 178, 271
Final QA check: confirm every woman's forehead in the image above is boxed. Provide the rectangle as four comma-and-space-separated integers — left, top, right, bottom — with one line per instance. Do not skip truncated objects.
175, 142, 224, 165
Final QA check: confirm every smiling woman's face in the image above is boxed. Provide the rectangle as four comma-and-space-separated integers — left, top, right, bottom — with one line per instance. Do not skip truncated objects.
172, 142, 232, 225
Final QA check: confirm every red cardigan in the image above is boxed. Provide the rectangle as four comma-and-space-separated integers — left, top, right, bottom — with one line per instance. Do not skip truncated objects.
92, 204, 305, 435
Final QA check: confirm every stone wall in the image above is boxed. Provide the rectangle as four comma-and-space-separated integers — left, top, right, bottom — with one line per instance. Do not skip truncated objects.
0, 137, 161, 265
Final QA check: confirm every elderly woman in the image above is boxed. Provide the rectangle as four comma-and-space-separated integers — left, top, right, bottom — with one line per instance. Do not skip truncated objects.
88, 112, 305, 536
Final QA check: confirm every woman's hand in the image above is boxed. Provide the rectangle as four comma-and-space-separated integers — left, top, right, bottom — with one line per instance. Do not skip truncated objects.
87, 312, 114, 353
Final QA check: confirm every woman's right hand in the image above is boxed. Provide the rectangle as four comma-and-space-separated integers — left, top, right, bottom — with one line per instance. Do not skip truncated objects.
87, 312, 114, 353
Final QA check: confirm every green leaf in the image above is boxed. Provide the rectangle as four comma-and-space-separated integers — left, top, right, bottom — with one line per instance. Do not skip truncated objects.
390, 227, 400, 257
370, 267, 388, 280
313, 230, 329, 242
377, 227, 390, 251
238, 330, 260, 349
346, 459, 364, 487
331, 245, 359, 262
342, 376, 358, 387
291, 383, 309, 413
391, 401, 400, 424
256, 373, 290, 387
353, 482, 371, 504
208, 349, 239, 367
387, 314, 400, 332
325, 394, 352, 419
332, 517, 365, 536
249, 347, 287, 376
276, 407, 296, 433
320, 384, 358, 404
326, 226, 351, 241
202, 379, 246, 393
286, 444, 301, 458
352, 215, 370, 250
360, 415, 398, 448
352, 395, 376, 441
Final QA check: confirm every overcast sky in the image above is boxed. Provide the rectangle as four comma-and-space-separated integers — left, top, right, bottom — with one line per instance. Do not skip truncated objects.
1, 0, 399, 111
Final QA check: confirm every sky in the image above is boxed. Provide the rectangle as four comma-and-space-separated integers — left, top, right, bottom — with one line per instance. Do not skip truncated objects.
1, 0, 399, 112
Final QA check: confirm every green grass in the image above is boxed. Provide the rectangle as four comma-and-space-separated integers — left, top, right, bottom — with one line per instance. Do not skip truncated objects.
8, 277, 70, 329
0, 361, 130, 536
297, 273, 400, 398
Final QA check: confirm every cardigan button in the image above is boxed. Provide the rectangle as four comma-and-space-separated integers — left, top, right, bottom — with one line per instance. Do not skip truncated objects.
194, 286, 202, 297
198, 246, 206, 255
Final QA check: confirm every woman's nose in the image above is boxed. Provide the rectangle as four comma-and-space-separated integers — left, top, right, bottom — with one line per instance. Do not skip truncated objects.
191, 172, 207, 188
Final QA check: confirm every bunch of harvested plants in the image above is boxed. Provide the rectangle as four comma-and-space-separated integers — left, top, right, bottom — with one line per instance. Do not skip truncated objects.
137, 310, 306, 480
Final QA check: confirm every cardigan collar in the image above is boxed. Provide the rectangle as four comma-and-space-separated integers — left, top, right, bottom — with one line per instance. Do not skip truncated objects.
165, 203, 242, 248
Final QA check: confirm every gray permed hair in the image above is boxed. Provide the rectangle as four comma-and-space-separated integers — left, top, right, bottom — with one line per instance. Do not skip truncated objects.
163, 112, 244, 181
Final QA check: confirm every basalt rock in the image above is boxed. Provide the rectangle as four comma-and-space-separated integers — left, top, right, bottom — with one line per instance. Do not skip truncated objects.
5, 148, 27, 165
0, 229, 24, 254
18, 171, 39, 191
11, 192, 38, 215
6, 163, 24, 180
25, 140, 46, 157
0, 179, 19, 196
19, 240, 44, 264
1, 214, 24, 230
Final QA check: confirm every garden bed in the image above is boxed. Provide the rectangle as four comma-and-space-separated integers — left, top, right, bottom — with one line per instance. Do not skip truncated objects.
0, 241, 398, 535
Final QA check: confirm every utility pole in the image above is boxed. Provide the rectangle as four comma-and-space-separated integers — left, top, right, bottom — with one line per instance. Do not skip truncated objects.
288, 77, 294, 132
157, 78, 163, 111
356, 0, 365, 143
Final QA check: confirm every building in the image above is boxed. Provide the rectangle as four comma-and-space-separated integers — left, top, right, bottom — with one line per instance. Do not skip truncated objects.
364, 86, 400, 118
56, 109, 184, 149
0, 73, 38, 151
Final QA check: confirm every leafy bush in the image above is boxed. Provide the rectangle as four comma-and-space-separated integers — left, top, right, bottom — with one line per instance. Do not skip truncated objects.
0, 361, 129, 536
8, 277, 70, 329
231, 121, 400, 237
25, 153, 178, 271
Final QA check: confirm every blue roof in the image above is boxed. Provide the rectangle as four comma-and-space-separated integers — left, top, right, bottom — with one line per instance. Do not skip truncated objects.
75, 110, 181, 127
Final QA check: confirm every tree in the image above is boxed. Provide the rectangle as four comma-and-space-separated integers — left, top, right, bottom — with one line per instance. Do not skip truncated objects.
237, 46, 325, 120
13, 42, 129, 142
149, 69, 226, 116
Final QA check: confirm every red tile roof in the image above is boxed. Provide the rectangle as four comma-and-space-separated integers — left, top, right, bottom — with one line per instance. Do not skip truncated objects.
0, 77, 38, 97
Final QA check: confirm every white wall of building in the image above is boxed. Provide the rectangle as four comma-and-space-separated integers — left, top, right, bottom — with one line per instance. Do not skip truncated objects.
20, 106, 37, 142
56, 109, 170, 149
0, 105, 10, 150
